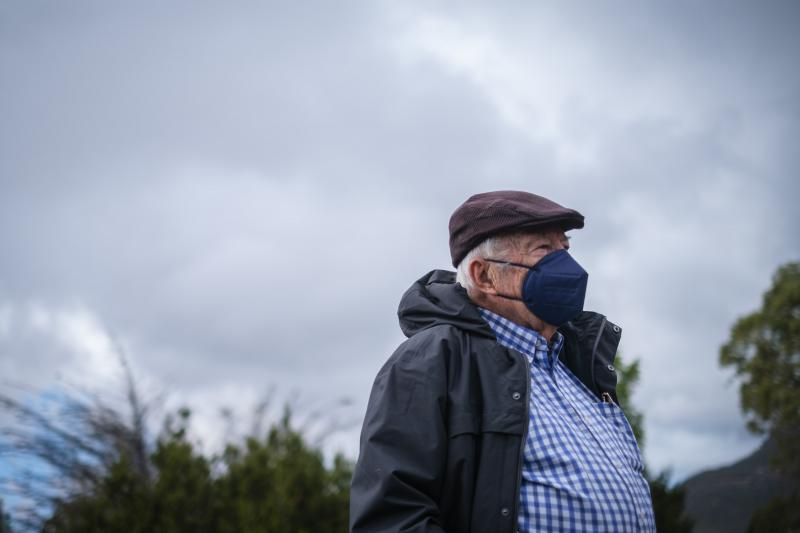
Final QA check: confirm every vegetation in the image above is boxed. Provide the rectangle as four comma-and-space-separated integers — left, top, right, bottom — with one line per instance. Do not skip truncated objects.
615, 356, 644, 445
0, 366, 352, 533
747, 493, 800, 533
615, 355, 694, 533
648, 471, 694, 533
39, 409, 350, 533
720, 261, 800, 531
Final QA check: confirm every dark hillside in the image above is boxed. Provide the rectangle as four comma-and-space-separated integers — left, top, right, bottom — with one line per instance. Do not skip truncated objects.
683, 438, 797, 533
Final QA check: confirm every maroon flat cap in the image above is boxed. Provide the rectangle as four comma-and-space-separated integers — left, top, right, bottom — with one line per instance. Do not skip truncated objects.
448, 190, 584, 267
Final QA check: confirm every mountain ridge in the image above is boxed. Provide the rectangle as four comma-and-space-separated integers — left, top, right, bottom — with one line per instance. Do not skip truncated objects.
682, 437, 797, 533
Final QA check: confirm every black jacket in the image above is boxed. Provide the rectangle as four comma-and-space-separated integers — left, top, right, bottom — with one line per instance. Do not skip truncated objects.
350, 270, 622, 533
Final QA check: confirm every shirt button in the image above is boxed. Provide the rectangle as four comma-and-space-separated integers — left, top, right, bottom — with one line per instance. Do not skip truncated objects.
512, 392, 521, 400
500, 507, 510, 517
607, 364, 615, 372
613, 325, 621, 333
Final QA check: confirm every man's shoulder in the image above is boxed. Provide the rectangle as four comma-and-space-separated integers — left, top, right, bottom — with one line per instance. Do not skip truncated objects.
390, 324, 468, 361
380, 324, 500, 378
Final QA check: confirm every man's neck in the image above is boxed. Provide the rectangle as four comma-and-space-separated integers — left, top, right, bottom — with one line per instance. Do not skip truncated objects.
469, 292, 556, 341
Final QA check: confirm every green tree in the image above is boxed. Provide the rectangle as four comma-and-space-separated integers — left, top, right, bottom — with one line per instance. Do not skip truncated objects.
42, 455, 153, 532
719, 262, 800, 474
214, 410, 350, 533
720, 261, 800, 531
1, 346, 354, 532
615, 355, 644, 447
41, 407, 217, 533
747, 495, 800, 533
648, 471, 694, 533
39, 407, 352, 533
615, 355, 694, 533
0, 382, 152, 530
149, 408, 218, 533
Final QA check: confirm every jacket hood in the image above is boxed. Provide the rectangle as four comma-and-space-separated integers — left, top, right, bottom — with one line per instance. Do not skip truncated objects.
396, 269, 622, 401
397, 270, 495, 339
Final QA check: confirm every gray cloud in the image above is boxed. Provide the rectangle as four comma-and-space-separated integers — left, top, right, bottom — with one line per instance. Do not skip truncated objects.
1, 0, 798, 480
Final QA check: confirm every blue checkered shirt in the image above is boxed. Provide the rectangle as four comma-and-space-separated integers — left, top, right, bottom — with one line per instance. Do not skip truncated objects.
478, 308, 655, 532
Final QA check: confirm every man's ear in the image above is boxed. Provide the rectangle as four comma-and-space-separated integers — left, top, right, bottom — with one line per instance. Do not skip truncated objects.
468, 258, 499, 295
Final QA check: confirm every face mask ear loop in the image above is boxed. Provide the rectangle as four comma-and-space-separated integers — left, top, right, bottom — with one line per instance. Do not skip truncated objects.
483, 258, 530, 304
494, 292, 523, 302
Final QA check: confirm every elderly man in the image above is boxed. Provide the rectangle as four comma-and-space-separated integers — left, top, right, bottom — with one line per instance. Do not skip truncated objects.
350, 191, 655, 532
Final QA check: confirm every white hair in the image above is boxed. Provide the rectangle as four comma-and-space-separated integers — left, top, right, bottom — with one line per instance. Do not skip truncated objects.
455, 235, 520, 292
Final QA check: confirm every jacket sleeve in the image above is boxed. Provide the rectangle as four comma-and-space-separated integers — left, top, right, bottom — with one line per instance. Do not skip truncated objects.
350, 336, 448, 533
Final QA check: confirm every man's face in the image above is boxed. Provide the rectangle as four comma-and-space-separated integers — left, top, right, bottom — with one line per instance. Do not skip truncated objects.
489, 228, 571, 297
481, 228, 571, 333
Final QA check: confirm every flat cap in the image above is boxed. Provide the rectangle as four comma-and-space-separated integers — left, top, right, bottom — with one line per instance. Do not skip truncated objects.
448, 190, 584, 267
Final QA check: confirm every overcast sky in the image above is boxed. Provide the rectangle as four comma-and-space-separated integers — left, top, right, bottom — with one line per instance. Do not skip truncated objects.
1, 1, 798, 484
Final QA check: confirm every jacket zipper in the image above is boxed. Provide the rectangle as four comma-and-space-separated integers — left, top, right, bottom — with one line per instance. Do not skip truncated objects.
511, 349, 531, 532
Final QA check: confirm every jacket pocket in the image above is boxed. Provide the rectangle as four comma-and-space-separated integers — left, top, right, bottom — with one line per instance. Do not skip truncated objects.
447, 408, 526, 437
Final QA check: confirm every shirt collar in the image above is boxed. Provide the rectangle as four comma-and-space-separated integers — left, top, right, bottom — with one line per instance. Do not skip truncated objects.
477, 307, 564, 366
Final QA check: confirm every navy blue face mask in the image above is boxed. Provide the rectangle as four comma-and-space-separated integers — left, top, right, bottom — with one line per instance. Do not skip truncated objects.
486, 249, 588, 327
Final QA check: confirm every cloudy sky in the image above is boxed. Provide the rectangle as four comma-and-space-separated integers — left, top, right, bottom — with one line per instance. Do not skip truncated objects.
1, 1, 798, 484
